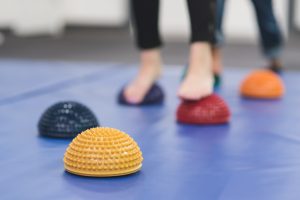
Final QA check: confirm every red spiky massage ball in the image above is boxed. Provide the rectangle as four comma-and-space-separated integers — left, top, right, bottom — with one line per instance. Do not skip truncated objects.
176, 94, 231, 125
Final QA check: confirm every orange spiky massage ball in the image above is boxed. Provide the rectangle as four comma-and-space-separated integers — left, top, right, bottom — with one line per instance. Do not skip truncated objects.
240, 70, 284, 99
64, 127, 143, 177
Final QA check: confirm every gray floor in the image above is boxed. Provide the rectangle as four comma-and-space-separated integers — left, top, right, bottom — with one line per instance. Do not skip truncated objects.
0, 27, 299, 70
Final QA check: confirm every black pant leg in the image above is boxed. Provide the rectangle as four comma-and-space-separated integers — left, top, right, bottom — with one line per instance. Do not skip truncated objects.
187, 0, 216, 44
131, 0, 162, 49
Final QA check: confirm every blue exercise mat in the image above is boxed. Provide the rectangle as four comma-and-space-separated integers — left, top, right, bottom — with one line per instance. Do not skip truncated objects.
0, 60, 300, 200
0, 60, 120, 105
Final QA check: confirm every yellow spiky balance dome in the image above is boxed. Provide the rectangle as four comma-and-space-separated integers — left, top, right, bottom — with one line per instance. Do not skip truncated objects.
64, 127, 143, 177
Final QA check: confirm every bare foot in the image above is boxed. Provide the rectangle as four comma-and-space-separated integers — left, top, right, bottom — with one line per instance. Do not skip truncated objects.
212, 47, 223, 75
124, 49, 162, 104
178, 42, 213, 100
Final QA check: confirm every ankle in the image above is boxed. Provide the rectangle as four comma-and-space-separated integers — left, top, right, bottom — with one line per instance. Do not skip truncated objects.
140, 48, 162, 69
212, 47, 223, 75
269, 59, 282, 68
188, 42, 212, 75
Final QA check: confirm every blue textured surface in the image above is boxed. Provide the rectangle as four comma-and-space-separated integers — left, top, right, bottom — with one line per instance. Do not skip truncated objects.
0, 60, 300, 200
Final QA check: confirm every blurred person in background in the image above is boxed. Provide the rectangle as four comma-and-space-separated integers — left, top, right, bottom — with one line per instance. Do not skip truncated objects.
212, 0, 284, 77
122, 0, 216, 104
